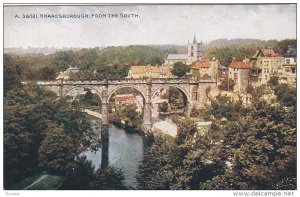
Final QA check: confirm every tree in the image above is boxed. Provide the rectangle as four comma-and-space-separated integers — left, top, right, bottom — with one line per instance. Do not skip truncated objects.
61, 156, 96, 190
218, 77, 235, 91
171, 62, 189, 77
4, 54, 23, 95
189, 106, 200, 118
90, 167, 126, 190
3, 85, 59, 188
38, 124, 78, 174
121, 103, 140, 126
136, 133, 179, 190
169, 87, 185, 111
268, 76, 279, 87
38, 66, 57, 80
175, 119, 197, 145
136, 119, 225, 190
245, 84, 254, 94
159, 101, 168, 113
209, 95, 250, 121
273, 84, 296, 108
200, 97, 296, 190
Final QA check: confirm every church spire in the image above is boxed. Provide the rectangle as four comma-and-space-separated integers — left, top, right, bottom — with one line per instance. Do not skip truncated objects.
193, 34, 197, 43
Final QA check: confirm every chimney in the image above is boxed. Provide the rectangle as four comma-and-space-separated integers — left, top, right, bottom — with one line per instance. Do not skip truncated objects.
243, 57, 250, 63
232, 57, 236, 62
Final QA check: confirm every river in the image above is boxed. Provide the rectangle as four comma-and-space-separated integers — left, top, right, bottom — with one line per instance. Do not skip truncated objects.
81, 123, 144, 189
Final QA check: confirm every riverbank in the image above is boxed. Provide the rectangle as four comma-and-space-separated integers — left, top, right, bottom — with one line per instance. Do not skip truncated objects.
83, 108, 144, 135
152, 119, 177, 137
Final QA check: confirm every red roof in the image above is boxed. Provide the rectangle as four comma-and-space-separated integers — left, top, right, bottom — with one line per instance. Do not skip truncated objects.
252, 48, 278, 58
229, 61, 252, 69
191, 61, 211, 69
130, 65, 172, 74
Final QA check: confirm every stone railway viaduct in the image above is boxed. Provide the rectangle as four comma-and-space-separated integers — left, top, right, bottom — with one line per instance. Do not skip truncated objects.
37, 78, 217, 130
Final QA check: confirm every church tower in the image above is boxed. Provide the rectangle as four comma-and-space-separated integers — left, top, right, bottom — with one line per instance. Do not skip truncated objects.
188, 34, 203, 63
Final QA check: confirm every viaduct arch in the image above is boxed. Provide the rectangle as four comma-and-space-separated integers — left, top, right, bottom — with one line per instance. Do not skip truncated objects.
37, 78, 217, 131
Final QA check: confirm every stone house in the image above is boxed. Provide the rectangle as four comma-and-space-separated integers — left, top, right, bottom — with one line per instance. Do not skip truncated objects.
250, 48, 284, 84
279, 47, 297, 85
190, 58, 219, 80
228, 58, 252, 92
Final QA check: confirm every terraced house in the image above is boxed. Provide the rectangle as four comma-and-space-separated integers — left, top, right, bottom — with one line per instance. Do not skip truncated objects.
250, 48, 284, 84
189, 58, 219, 80
228, 58, 252, 92
279, 47, 297, 85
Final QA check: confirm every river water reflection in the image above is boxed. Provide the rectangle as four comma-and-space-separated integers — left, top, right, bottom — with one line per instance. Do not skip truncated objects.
81, 124, 144, 188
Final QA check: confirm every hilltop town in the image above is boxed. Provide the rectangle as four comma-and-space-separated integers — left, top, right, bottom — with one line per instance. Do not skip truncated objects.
53, 35, 296, 109
4, 36, 297, 190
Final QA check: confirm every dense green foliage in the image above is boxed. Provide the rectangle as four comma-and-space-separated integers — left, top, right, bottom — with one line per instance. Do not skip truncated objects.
62, 156, 126, 190
209, 95, 251, 121
171, 62, 190, 77
136, 119, 225, 189
268, 76, 296, 108
201, 98, 296, 189
110, 103, 142, 128
3, 56, 126, 189
159, 101, 169, 113
72, 89, 102, 111
273, 84, 296, 108
218, 77, 235, 91
3, 82, 101, 188
160, 87, 185, 112
137, 84, 296, 190
4, 45, 166, 81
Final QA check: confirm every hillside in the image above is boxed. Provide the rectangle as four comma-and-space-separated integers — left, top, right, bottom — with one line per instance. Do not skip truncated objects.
205, 38, 263, 49
204, 38, 296, 65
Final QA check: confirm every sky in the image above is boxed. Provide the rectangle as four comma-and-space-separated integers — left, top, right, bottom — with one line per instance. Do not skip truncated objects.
4, 4, 297, 48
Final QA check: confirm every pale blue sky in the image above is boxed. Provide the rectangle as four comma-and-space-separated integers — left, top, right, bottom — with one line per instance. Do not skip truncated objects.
4, 4, 296, 48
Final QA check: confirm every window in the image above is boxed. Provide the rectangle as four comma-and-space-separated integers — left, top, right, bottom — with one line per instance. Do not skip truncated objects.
286, 59, 290, 64
191, 51, 194, 57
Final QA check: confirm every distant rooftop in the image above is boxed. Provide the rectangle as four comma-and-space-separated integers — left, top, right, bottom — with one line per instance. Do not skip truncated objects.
229, 61, 252, 69
191, 60, 211, 69
252, 48, 278, 58
166, 54, 189, 60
